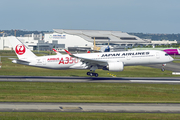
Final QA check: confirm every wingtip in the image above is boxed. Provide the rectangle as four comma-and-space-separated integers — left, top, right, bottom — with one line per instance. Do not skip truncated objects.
52, 48, 56, 51
64, 49, 72, 55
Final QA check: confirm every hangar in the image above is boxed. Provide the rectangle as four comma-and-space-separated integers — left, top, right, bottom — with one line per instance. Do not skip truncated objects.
43, 29, 147, 51
53, 29, 145, 45
54, 29, 146, 45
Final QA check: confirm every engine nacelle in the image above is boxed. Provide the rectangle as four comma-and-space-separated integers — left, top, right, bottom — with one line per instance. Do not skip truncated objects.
106, 62, 124, 72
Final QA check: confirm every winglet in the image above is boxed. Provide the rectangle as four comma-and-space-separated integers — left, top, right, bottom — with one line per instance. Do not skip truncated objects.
64, 49, 78, 58
64, 49, 72, 56
52, 48, 62, 55
52, 48, 58, 53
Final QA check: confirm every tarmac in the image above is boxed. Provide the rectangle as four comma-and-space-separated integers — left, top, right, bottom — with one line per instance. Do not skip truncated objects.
0, 102, 180, 113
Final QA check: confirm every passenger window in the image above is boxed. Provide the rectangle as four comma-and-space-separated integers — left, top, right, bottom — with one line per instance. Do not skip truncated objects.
165, 54, 169, 56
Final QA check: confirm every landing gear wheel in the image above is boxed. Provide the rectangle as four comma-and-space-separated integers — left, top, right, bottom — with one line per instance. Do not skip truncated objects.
161, 68, 165, 72
87, 72, 90, 76
94, 73, 98, 77
87, 72, 98, 77
90, 73, 93, 77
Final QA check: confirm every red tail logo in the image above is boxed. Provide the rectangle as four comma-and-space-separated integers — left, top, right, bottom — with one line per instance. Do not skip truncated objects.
15, 44, 26, 55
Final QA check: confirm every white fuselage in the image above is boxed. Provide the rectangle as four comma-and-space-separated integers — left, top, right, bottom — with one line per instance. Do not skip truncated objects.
18, 50, 173, 70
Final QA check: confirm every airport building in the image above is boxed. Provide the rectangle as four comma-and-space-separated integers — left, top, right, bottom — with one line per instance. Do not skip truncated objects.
0, 33, 40, 50
151, 40, 177, 46
0, 29, 178, 52
0, 33, 64, 51
46, 29, 148, 51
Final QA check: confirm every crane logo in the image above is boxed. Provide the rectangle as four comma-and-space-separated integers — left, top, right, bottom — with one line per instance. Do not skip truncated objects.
15, 44, 26, 55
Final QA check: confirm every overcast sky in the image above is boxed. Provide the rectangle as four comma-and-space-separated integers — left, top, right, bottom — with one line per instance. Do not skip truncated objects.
1, 0, 180, 33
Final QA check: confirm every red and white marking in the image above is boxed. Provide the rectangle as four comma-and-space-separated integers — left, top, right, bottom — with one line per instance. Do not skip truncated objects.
15, 44, 26, 55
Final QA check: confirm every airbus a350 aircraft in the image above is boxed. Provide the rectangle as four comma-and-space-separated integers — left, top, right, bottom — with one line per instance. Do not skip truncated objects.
8, 36, 174, 77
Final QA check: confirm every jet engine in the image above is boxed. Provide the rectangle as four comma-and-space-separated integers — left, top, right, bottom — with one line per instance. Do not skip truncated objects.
106, 62, 124, 72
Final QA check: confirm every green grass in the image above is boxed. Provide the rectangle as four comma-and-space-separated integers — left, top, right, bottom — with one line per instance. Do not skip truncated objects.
0, 82, 180, 103
173, 60, 180, 63
0, 112, 180, 120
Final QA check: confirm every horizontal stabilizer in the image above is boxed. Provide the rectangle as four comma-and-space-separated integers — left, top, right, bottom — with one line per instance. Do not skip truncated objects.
9, 58, 30, 64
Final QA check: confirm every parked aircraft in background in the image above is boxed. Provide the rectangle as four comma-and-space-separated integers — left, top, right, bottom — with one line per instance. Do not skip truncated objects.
131, 48, 180, 55
8, 36, 173, 77
92, 37, 111, 52
163, 49, 180, 55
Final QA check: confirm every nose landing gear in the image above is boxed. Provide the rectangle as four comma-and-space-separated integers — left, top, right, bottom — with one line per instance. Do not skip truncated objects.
161, 68, 165, 72
161, 64, 166, 72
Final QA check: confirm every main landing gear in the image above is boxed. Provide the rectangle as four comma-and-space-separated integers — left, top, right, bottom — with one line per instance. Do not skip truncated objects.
87, 65, 99, 77
161, 64, 166, 72
87, 72, 98, 77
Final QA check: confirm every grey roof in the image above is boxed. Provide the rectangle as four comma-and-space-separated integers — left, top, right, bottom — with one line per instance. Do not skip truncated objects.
53, 29, 146, 43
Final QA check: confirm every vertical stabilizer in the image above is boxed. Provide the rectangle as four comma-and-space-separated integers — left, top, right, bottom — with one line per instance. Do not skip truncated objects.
8, 36, 37, 60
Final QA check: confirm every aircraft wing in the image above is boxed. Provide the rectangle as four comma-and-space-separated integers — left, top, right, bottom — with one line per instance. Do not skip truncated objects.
64, 49, 107, 66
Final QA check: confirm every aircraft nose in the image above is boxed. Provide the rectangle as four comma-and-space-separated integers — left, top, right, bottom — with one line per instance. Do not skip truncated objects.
169, 56, 174, 62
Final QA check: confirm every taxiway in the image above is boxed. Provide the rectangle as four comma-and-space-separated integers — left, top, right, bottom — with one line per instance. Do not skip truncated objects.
0, 102, 180, 113
0, 76, 180, 83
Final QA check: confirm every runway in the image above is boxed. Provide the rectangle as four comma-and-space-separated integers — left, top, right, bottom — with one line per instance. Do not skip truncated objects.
0, 102, 180, 113
1, 76, 180, 84
0, 61, 180, 83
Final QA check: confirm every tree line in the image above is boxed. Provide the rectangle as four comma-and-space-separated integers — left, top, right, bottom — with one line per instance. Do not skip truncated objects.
0, 30, 51, 37
129, 33, 180, 41
0, 30, 180, 41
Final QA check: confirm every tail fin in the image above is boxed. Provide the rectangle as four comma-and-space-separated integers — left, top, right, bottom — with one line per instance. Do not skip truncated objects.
8, 36, 37, 60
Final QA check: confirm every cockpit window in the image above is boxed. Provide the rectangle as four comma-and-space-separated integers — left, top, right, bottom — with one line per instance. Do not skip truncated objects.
165, 54, 169, 56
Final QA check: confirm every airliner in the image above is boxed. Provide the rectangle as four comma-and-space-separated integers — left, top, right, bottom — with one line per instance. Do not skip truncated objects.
8, 36, 174, 77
